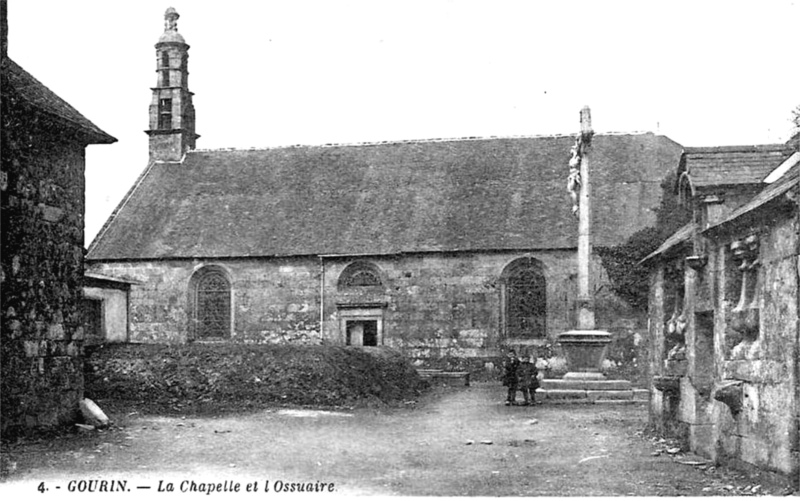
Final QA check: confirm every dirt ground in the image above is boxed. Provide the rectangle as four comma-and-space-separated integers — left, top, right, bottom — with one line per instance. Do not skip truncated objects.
1, 382, 794, 497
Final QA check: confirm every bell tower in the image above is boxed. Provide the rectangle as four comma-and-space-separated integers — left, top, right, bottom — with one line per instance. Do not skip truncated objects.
146, 7, 199, 161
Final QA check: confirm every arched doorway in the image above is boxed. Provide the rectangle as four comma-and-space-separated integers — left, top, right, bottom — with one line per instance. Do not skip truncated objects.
336, 261, 385, 346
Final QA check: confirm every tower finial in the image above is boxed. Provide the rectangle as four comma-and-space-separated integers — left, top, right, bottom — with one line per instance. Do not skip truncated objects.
164, 7, 179, 32
580, 106, 593, 144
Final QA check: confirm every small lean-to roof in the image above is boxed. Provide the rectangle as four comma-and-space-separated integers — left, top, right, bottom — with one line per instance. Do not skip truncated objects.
682, 145, 792, 188
84, 272, 142, 285
704, 161, 800, 233
2, 58, 116, 144
83, 272, 141, 290
87, 133, 682, 260
640, 223, 695, 264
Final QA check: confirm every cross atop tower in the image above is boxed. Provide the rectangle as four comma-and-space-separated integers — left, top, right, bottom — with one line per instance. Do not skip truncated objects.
164, 7, 179, 32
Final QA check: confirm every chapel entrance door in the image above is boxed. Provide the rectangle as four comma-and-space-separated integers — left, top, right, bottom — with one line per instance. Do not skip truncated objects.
346, 320, 378, 346
338, 304, 385, 346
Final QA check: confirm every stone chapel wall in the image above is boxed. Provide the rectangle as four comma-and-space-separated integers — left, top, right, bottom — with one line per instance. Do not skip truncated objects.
89, 250, 647, 380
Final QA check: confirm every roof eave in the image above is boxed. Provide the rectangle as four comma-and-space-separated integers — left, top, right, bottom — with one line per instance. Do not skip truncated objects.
639, 223, 695, 265
29, 104, 117, 144
86, 244, 583, 263
703, 172, 800, 236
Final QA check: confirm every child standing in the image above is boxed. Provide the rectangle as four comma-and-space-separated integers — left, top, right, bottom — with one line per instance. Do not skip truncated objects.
502, 349, 520, 406
518, 352, 540, 406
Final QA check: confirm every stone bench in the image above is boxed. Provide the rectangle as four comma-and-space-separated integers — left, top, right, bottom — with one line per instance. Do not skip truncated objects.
417, 369, 471, 386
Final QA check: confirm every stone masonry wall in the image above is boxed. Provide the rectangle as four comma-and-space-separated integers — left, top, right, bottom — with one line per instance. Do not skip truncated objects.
712, 215, 799, 477
90, 250, 648, 381
648, 266, 670, 432
1, 111, 88, 437
321, 252, 576, 361
648, 211, 800, 479
87, 257, 322, 345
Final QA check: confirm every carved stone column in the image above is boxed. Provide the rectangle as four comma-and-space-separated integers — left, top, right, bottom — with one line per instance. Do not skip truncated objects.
729, 235, 760, 348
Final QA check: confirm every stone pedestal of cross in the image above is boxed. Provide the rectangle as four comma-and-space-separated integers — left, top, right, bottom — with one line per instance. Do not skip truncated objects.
559, 107, 611, 379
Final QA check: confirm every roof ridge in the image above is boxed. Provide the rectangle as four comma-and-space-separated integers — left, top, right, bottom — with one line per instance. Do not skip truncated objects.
684, 144, 791, 154
190, 131, 656, 153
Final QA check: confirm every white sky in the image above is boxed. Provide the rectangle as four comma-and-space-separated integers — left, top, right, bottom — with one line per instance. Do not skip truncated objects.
7, 0, 800, 245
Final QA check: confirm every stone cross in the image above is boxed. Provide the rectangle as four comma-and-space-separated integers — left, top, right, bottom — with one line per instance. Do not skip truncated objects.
554, 107, 612, 381
576, 106, 595, 330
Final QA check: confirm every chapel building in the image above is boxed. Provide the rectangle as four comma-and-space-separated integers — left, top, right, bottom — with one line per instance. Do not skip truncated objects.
86, 9, 682, 372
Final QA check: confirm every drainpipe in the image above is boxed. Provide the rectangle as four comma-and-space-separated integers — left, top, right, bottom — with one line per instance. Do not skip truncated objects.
125, 286, 131, 343
319, 256, 325, 341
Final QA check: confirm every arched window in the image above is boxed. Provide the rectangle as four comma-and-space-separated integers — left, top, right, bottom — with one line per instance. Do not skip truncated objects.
190, 266, 232, 339
338, 261, 383, 289
677, 171, 694, 207
501, 258, 547, 339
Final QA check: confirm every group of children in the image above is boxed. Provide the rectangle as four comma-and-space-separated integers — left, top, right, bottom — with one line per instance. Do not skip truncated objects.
501, 349, 540, 406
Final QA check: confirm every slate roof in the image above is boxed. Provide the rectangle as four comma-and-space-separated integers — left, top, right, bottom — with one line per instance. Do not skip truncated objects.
644, 155, 800, 264
2, 58, 116, 144
682, 145, 792, 188
705, 161, 800, 233
84, 272, 141, 290
87, 133, 682, 260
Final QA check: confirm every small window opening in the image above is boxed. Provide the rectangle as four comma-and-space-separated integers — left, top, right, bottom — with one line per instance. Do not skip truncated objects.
159, 98, 172, 130
160, 53, 170, 86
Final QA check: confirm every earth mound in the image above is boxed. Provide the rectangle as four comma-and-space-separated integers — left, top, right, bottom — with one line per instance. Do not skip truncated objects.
85, 344, 426, 414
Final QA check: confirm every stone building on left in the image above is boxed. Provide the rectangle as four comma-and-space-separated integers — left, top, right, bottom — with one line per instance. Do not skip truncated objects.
1, 0, 116, 437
